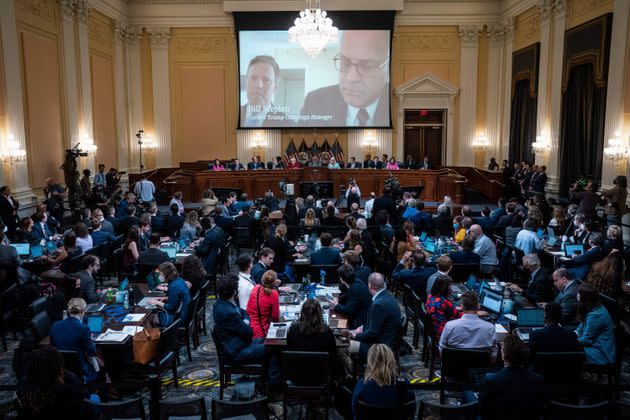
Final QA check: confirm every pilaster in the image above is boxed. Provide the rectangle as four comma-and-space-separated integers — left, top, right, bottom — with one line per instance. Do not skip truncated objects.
458, 25, 482, 166
535, 0, 553, 166
124, 25, 144, 172
501, 18, 514, 162
487, 22, 506, 163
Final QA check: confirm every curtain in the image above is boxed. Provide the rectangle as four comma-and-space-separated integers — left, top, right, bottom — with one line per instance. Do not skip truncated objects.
508, 79, 537, 165
558, 63, 607, 194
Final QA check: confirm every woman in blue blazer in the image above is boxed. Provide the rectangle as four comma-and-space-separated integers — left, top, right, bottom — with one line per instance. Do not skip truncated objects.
148, 262, 191, 327
575, 284, 615, 365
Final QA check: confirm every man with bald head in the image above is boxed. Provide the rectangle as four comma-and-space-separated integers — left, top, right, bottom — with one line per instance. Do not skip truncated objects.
470, 224, 499, 273
349, 272, 402, 359
301, 30, 390, 126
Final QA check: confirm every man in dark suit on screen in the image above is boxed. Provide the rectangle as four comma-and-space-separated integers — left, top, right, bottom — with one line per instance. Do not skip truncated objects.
240, 55, 294, 128
300, 31, 390, 127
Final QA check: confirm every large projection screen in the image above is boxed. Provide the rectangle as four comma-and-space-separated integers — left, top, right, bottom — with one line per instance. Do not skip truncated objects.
235, 12, 395, 129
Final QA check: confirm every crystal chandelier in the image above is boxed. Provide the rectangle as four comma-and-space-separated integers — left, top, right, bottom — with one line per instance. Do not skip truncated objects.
289, 0, 338, 58
1, 135, 26, 164
531, 134, 550, 154
603, 131, 627, 162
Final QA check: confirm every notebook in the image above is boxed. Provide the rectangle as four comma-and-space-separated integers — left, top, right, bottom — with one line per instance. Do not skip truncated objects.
12, 243, 30, 256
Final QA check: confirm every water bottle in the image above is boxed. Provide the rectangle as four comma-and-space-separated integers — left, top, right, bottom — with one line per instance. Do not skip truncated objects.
283, 307, 289, 321
123, 292, 130, 310
320, 269, 326, 286
128, 286, 135, 307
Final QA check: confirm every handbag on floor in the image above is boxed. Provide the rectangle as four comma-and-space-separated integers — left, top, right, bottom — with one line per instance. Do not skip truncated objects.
132, 327, 160, 364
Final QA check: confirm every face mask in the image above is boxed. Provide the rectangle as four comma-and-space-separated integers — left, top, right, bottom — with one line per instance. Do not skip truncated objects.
453, 223, 459, 230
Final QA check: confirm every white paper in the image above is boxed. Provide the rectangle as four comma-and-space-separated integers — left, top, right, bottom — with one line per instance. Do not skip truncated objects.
122, 313, 145, 323
95, 329, 129, 342
494, 324, 508, 334
121, 326, 143, 335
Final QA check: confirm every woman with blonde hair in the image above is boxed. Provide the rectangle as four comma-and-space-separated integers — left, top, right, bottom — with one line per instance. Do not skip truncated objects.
180, 210, 201, 243
526, 204, 544, 226
586, 251, 625, 299
548, 206, 566, 233
246, 270, 280, 339
352, 344, 413, 415
299, 208, 321, 234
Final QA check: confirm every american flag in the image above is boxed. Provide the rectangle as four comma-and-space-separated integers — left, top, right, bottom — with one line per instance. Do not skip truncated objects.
310, 141, 320, 161
331, 138, 345, 165
298, 139, 309, 154
284, 139, 299, 165
320, 138, 331, 154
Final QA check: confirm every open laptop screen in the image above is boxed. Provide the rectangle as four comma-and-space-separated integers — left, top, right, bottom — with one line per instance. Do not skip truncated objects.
564, 244, 584, 257
517, 309, 545, 328
481, 292, 503, 314
162, 247, 177, 259
86, 314, 104, 335
12, 243, 30, 256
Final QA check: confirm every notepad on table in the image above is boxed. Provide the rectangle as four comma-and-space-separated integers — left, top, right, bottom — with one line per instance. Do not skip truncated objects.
122, 313, 145, 323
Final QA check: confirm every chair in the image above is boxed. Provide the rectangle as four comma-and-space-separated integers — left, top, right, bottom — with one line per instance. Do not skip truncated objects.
29, 296, 49, 317
449, 263, 481, 283
211, 328, 264, 399
29, 311, 52, 343
419, 303, 437, 380
233, 226, 255, 256
149, 321, 179, 387
195, 280, 210, 338
59, 350, 84, 383
418, 399, 478, 420
84, 397, 147, 420
0, 283, 18, 351
532, 351, 585, 384
548, 400, 609, 419
402, 285, 422, 349
440, 347, 490, 402
0, 396, 17, 419
282, 351, 332, 420
309, 264, 341, 285
178, 291, 200, 362
355, 399, 416, 420
211, 397, 268, 420
392, 313, 408, 366
159, 396, 207, 420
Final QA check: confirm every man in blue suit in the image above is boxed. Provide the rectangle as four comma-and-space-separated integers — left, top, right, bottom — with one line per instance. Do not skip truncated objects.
309, 233, 342, 266
212, 275, 279, 383
331, 265, 372, 329
562, 232, 605, 280
31, 212, 54, 243
350, 273, 402, 360
392, 251, 436, 298
194, 217, 225, 273
251, 248, 274, 284
50, 298, 98, 382
409, 201, 432, 233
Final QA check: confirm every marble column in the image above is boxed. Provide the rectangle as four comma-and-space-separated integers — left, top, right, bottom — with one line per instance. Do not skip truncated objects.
147, 27, 173, 168
535, 0, 554, 166
486, 23, 505, 163
125, 26, 143, 172
546, 0, 567, 195
76, 0, 95, 171
113, 22, 130, 171
59, 0, 80, 149
0, 0, 32, 202
458, 25, 482, 166
500, 18, 514, 161
601, 0, 630, 189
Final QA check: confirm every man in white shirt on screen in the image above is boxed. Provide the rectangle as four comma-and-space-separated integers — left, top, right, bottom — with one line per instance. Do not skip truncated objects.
301, 30, 390, 127
240, 55, 293, 128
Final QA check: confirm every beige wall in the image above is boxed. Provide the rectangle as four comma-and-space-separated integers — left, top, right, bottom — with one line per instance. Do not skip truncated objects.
514, 6, 541, 51
566, 0, 613, 29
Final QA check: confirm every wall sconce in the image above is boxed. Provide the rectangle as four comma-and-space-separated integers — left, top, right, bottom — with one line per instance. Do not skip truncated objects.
473, 133, 490, 151
143, 133, 156, 152
1, 134, 26, 164
531, 134, 550, 155
603, 130, 627, 163
362, 131, 378, 155
251, 131, 266, 150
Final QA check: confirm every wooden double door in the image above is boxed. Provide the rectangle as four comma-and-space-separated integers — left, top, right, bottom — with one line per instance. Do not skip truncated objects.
403, 109, 445, 167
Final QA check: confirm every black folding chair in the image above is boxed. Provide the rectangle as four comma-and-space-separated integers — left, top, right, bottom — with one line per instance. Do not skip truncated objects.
211, 397, 268, 420
282, 351, 332, 420
159, 396, 207, 420
84, 397, 147, 420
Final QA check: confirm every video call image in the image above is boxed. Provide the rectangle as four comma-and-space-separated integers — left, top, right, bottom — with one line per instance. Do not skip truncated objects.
238, 29, 391, 128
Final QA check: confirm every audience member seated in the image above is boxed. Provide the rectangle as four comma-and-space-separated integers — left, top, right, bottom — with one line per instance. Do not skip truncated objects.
392, 251, 436, 299
528, 302, 580, 356
180, 210, 201, 244
507, 254, 554, 303
148, 204, 164, 234
372, 187, 396, 222
410, 201, 432, 233
118, 205, 140, 235
549, 268, 579, 326
352, 344, 413, 416
603, 225, 624, 255
470, 224, 499, 273
322, 205, 342, 227
213, 206, 234, 235
14, 217, 35, 245
426, 255, 453, 296
343, 250, 372, 284
515, 219, 544, 255
121, 226, 140, 273
17, 345, 89, 418
452, 216, 466, 244
331, 265, 372, 329
164, 204, 185, 239
104, 205, 120, 234
44, 231, 83, 276
264, 224, 299, 276
575, 284, 615, 366
73, 223, 92, 255
439, 291, 497, 362
147, 262, 191, 327
477, 335, 544, 418
390, 229, 414, 265
504, 214, 523, 247
180, 254, 206, 296
562, 232, 604, 280
310, 233, 342, 266
432, 204, 452, 236
246, 270, 280, 339
426, 275, 462, 340
236, 254, 256, 310
448, 235, 481, 265
77, 255, 101, 304
90, 219, 116, 247
299, 208, 321, 235
0, 231, 22, 266
585, 251, 625, 302
234, 204, 255, 233
50, 298, 99, 382
137, 233, 170, 266
349, 273, 401, 359
375, 210, 395, 243
31, 212, 54, 243
251, 247, 273, 285
194, 216, 226, 273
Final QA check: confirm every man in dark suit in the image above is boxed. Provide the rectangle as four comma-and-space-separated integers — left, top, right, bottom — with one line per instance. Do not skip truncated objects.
346, 157, 362, 169
118, 205, 140, 235
213, 207, 234, 236
448, 235, 481, 265
392, 251, 436, 298
31, 212, 54, 243
246, 156, 265, 170
298, 195, 323, 220
372, 187, 396, 222
529, 302, 580, 356
267, 156, 285, 169
230, 159, 245, 171
301, 31, 390, 127
562, 232, 604, 280
529, 165, 547, 194
350, 273, 401, 360
363, 156, 375, 169
137, 233, 170, 266
234, 205, 255, 230
90, 219, 117, 246
410, 201, 432, 233
77, 255, 101, 303
550, 268, 579, 326
419, 156, 432, 170
0, 186, 18, 234
402, 156, 416, 169
195, 217, 226, 273
507, 254, 553, 303
240, 55, 293, 128
309, 233, 342, 266
432, 205, 453, 236
0, 231, 21, 266
343, 249, 372, 285
331, 265, 372, 329
474, 207, 495, 231
251, 247, 274, 285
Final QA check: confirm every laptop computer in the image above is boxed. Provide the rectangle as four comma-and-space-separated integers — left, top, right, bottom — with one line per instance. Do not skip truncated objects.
466, 274, 480, 292
516, 309, 545, 341
328, 318, 348, 329
480, 291, 503, 314
424, 241, 436, 254
279, 294, 301, 305
451, 283, 469, 295
419, 231, 428, 242
267, 322, 289, 339
85, 314, 104, 338
85, 302, 106, 313
12, 243, 30, 256
162, 246, 177, 260
564, 243, 584, 257
30, 245, 43, 258
45, 241, 57, 253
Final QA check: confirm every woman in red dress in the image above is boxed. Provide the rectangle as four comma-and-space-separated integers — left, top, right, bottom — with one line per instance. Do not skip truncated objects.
287, 156, 301, 170
246, 270, 280, 339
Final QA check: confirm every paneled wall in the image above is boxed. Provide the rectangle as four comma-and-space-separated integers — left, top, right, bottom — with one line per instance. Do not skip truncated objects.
169, 27, 238, 163
567, 0, 613, 29
514, 6, 541, 51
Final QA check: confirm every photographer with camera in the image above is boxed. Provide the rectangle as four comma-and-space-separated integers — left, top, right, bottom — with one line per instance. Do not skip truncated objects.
44, 178, 67, 225
346, 179, 361, 210
0, 186, 19, 235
